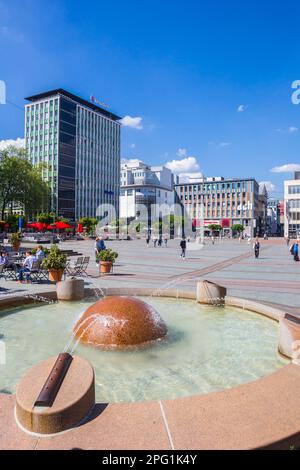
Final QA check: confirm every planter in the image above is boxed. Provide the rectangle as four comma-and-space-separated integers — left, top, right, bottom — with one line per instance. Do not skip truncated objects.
48, 269, 64, 283
57, 278, 84, 301
100, 261, 112, 274
12, 241, 21, 251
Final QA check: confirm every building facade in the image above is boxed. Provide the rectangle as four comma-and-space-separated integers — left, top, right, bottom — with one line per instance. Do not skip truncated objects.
175, 176, 260, 237
267, 199, 282, 236
257, 184, 268, 236
120, 160, 175, 221
284, 172, 300, 238
24, 89, 121, 221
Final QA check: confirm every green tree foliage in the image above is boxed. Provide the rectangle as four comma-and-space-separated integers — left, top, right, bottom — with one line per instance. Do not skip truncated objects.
208, 224, 222, 231
37, 212, 55, 224
231, 224, 245, 233
0, 146, 49, 219
79, 216, 98, 233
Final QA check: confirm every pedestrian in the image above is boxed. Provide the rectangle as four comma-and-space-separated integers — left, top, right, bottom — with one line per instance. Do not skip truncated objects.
253, 238, 260, 259
211, 235, 215, 245
95, 236, 106, 264
286, 237, 290, 248
290, 240, 299, 262
153, 237, 157, 248
180, 237, 186, 259
164, 236, 168, 247
158, 236, 163, 247
146, 236, 150, 247
36, 245, 45, 261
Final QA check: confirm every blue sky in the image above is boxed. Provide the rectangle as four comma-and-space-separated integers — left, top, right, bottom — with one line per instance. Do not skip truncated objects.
0, 0, 300, 197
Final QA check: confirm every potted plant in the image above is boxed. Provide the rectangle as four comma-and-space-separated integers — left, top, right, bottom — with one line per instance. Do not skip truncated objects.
97, 248, 118, 274
10, 232, 22, 251
42, 245, 67, 282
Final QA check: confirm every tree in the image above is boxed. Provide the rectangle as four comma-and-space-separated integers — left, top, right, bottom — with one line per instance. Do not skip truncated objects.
208, 224, 222, 232
37, 213, 55, 224
0, 146, 49, 219
231, 224, 245, 234
79, 217, 98, 234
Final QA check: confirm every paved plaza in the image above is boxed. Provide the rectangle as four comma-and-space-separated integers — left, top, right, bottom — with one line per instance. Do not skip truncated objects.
1, 237, 299, 312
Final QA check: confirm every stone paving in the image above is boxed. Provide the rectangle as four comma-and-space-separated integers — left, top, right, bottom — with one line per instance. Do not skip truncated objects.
0, 237, 299, 311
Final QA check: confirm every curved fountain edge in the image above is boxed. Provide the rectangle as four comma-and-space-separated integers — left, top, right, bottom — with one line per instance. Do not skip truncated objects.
1, 288, 300, 450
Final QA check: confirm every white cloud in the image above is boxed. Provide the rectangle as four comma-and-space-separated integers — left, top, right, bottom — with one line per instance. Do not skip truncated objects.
120, 115, 143, 130
0, 137, 25, 150
259, 181, 276, 193
276, 127, 298, 133
166, 156, 200, 174
271, 163, 300, 173
166, 150, 203, 182
209, 141, 231, 148
237, 104, 247, 112
176, 148, 188, 157
219, 142, 231, 147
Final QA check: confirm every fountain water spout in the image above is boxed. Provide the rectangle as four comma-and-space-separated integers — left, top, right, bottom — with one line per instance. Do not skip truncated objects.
34, 352, 73, 407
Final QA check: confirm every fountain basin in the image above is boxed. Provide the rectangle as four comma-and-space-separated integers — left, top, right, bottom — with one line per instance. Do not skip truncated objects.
0, 295, 288, 403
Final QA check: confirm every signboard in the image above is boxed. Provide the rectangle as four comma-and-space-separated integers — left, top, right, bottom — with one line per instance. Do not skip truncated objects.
90, 95, 109, 109
221, 218, 230, 228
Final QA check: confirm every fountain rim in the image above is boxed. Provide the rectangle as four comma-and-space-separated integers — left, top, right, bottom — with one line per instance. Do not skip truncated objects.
1, 287, 300, 449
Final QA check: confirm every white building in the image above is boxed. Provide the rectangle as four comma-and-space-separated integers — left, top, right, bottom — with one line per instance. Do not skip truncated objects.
120, 160, 175, 220
284, 172, 300, 238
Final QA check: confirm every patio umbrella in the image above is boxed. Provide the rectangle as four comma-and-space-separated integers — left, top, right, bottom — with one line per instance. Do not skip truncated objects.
55, 221, 73, 229
35, 222, 47, 231
46, 224, 56, 230
77, 223, 84, 233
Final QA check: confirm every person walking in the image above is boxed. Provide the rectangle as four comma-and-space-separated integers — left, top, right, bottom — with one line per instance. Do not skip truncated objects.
290, 240, 299, 261
286, 237, 290, 248
180, 237, 186, 259
146, 235, 150, 247
253, 238, 260, 259
95, 236, 106, 264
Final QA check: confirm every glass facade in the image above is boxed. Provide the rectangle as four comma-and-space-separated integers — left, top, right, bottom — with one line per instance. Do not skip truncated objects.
25, 98, 59, 212
175, 178, 259, 235
25, 90, 121, 220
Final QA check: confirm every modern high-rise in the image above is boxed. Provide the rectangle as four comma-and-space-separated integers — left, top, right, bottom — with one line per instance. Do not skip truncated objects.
284, 172, 300, 238
24, 89, 121, 220
175, 176, 260, 237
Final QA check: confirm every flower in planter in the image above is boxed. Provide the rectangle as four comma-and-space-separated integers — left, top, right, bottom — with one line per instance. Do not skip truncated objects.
42, 245, 67, 270
10, 232, 22, 246
96, 248, 118, 264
